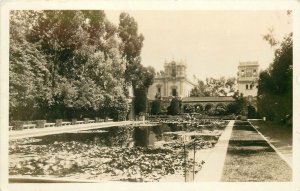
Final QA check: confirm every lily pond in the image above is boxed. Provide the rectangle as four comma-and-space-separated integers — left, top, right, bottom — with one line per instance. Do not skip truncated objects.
9, 120, 228, 182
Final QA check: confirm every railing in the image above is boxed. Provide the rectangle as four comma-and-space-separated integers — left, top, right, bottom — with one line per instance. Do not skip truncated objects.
9, 117, 109, 131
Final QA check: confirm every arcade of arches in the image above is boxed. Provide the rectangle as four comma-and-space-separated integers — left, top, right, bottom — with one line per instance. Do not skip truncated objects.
181, 96, 257, 117
181, 96, 235, 114
183, 102, 231, 113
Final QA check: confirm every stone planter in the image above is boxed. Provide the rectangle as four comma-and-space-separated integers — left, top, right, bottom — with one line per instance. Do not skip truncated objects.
12, 121, 24, 130
84, 118, 89, 124
71, 119, 77, 125
35, 120, 46, 128
139, 115, 145, 122
56, 119, 63, 127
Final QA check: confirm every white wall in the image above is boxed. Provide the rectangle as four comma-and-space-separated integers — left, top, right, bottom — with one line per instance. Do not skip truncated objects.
147, 80, 163, 100
148, 78, 195, 100
238, 82, 258, 97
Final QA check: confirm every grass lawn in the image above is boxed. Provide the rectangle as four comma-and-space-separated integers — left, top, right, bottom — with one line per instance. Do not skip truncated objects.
221, 121, 292, 182
250, 120, 292, 153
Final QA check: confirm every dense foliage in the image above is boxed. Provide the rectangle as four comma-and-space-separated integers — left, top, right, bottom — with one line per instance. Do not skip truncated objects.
150, 99, 162, 115
9, 10, 153, 121
190, 77, 236, 97
257, 33, 292, 123
167, 97, 182, 115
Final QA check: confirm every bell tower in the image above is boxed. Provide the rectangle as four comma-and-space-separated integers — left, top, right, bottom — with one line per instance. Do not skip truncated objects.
147, 59, 195, 100
164, 59, 187, 79
237, 61, 259, 98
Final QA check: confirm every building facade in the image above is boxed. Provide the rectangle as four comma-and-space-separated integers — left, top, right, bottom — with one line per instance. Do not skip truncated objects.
237, 61, 259, 97
147, 60, 196, 100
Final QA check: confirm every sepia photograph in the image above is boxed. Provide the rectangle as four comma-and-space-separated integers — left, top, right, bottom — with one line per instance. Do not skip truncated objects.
1, 1, 300, 191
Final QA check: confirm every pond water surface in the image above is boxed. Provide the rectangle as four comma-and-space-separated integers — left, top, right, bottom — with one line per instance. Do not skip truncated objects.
9, 121, 227, 182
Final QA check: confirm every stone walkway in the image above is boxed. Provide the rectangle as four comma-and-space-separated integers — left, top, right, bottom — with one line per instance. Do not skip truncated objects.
221, 120, 292, 182
249, 120, 292, 167
9, 121, 143, 140
195, 120, 234, 181
194, 120, 292, 182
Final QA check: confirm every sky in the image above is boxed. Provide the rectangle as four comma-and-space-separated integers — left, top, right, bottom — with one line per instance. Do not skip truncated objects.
105, 11, 292, 81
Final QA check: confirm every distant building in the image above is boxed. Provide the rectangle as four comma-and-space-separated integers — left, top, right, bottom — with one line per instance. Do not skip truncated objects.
237, 61, 259, 98
147, 60, 196, 100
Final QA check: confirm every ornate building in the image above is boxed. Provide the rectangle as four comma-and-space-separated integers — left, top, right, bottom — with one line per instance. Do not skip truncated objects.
147, 60, 196, 100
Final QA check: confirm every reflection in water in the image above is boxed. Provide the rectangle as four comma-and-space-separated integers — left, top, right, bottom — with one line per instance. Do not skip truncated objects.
132, 124, 198, 182
10, 121, 224, 182
27, 123, 213, 149
134, 124, 185, 147
134, 127, 149, 147
30, 124, 181, 148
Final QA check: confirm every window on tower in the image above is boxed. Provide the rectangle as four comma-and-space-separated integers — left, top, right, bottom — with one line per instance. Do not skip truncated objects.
246, 84, 248, 89
241, 70, 245, 77
171, 64, 176, 77
246, 69, 252, 77
253, 69, 257, 75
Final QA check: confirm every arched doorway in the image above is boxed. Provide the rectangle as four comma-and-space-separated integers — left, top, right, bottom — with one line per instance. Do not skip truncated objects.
247, 105, 257, 119
183, 104, 194, 113
204, 104, 214, 111
194, 104, 204, 113
215, 103, 226, 115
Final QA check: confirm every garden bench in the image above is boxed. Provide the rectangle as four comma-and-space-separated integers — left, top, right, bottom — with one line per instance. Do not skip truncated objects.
44, 123, 56, 128
88, 120, 95, 123
76, 121, 84, 124
23, 124, 36, 130
62, 122, 71, 126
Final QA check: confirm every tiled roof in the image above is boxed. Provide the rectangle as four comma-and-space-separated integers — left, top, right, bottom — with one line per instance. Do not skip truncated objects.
238, 61, 259, 66
182, 96, 235, 102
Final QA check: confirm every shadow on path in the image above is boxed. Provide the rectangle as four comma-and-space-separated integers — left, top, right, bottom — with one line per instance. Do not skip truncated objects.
221, 120, 292, 182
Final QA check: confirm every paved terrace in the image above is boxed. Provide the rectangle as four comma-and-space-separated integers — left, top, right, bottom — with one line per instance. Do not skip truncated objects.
9, 121, 144, 140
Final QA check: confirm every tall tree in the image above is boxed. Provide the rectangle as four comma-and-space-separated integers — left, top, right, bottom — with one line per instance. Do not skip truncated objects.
190, 77, 236, 97
118, 12, 154, 115
9, 11, 52, 120
190, 80, 210, 97
258, 33, 292, 122
118, 12, 145, 88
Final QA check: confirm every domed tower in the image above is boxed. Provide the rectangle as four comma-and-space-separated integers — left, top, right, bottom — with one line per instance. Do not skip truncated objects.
164, 59, 187, 79
147, 59, 195, 100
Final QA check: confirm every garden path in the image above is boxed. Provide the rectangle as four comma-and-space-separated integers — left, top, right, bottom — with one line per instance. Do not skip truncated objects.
195, 120, 234, 181
249, 120, 292, 167
221, 120, 292, 182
